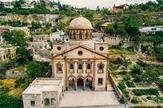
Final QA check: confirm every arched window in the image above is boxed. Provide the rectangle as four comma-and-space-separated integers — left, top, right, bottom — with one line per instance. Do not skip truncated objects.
98, 63, 104, 73
85, 32, 88, 39
87, 64, 91, 69
73, 32, 76, 39
44, 98, 50, 106
56, 62, 62, 73
79, 31, 82, 40
99, 63, 104, 70
70, 64, 74, 69
78, 64, 82, 69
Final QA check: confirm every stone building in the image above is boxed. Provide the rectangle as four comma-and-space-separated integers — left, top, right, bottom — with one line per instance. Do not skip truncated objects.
112, 4, 128, 13
23, 16, 112, 108
0, 46, 17, 63
23, 78, 63, 108
52, 16, 109, 91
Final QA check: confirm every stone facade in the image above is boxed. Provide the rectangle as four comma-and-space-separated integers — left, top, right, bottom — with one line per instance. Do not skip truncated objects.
0, 46, 17, 63
52, 16, 109, 91
23, 78, 63, 108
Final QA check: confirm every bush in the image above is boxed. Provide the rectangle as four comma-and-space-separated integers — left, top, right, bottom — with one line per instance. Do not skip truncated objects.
131, 65, 143, 75
126, 81, 136, 88
131, 97, 140, 104
147, 96, 152, 100
118, 81, 126, 92
123, 74, 131, 81
0, 94, 22, 108
133, 88, 159, 96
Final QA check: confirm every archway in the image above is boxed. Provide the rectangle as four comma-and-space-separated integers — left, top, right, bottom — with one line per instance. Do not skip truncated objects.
68, 78, 76, 91
85, 77, 93, 91
77, 78, 84, 90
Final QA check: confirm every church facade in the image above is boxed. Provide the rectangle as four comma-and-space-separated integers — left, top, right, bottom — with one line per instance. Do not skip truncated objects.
52, 16, 109, 91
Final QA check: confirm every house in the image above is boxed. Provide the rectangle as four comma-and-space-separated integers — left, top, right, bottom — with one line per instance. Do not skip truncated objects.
139, 26, 163, 35
112, 4, 128, 13
23, 78, 64, 108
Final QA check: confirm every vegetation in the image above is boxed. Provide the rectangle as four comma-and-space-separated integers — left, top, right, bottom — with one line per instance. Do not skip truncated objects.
2, 30, 27, 47
133, 89, 159, 96
0, 94, 22, 108
126, 81, 136, 88
131, 97, 141, 104
26, 61, 50, 79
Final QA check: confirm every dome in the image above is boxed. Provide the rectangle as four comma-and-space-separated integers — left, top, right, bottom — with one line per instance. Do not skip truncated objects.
69, 16, 93, 29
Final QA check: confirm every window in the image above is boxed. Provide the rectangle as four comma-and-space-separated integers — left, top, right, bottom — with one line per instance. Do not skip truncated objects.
99, 64, 103, 69
57, 46, 61, 51
70, 64, 74, 69
78, 64, 82, 70
99, 46, 104, 51
56, 62, 62, 73
51, 98, 56, 105
78, 51, 83, 55
98, 78, 103, 85
79, 32, 82, 39
87, 64, 91, 69
31, 101, 35, 106
44, 98, 50, 106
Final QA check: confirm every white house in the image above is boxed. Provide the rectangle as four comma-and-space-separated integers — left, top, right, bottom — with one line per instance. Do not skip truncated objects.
139, 26, 163, 35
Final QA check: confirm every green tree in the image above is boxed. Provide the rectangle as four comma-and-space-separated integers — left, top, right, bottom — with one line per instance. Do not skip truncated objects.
16, 47, 31, 64
2, 30, 27, 47
26, 61, 49, 79
0, 94, 22, 108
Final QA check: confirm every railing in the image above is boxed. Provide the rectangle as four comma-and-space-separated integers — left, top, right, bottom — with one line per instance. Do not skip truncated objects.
109, 74, 128, 107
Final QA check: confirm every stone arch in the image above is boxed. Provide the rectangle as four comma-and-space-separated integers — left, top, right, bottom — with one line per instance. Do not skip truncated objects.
85, 76, 93, 90
68, 75, 76, 90
77, 76, 84, 90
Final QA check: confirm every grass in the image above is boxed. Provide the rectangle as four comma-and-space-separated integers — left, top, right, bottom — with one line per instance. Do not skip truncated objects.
109, 48, 136, 56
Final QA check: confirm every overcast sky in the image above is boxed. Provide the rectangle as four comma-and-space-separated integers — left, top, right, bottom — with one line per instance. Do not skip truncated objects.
1, 0, 156, 9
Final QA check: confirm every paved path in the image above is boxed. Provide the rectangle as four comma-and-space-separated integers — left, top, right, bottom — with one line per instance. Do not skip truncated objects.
59, 91, 120, 107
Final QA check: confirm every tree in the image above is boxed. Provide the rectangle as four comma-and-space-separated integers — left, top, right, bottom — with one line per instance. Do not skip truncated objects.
0, 94, 22, 108
16, 47, 31, 64
2, 30, 27, 47
26, 61, 49, 79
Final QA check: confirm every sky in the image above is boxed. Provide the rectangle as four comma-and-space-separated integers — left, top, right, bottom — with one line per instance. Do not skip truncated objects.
1, 0, 156, 9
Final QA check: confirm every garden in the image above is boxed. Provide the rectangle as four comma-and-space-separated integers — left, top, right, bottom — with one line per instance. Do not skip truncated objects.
110, 55, 163, 106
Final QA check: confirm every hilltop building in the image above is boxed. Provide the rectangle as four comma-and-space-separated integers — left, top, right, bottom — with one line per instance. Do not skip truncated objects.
112, 4, 128, 13
23, 16, 114, 108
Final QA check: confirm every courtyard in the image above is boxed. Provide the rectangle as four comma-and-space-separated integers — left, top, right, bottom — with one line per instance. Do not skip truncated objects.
59, 90, 122, 107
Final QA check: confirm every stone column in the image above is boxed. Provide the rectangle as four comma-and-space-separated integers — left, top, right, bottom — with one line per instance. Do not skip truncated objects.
84, 79, 86, 90
75, 79, 77, 90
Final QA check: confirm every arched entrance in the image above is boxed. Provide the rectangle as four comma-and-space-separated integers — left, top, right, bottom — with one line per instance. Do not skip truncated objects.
77, 78, 84, 90
68, 78, 76, 90
85, 77, 93, 91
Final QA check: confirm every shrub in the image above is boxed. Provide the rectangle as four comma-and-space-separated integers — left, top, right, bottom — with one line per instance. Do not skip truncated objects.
126, 81, 136, 88
0, 94, 23, 108
118, 81, 126, 92
123, 74, 131, 81
133, 88, 159, 96
131, 97, 140, 104
147, 96, 152, 100
131, 65, 143, 75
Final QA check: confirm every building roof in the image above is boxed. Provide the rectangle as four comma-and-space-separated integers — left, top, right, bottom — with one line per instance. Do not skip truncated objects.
23, 78, 62, 94
69, 16, 93, 30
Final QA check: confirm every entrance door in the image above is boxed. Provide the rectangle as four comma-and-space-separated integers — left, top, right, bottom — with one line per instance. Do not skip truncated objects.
77, 78, 84, 90
69, 79, 75, 90
85, 78, 92, 91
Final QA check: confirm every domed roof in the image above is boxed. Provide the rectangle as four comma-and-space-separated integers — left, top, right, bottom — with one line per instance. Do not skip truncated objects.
69, 16, 93, 29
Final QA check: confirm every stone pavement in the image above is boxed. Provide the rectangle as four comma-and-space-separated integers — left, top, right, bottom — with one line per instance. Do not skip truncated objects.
59, 90, 121, 107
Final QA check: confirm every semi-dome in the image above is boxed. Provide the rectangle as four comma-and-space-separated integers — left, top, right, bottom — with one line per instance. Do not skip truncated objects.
69, 16, 93, 29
